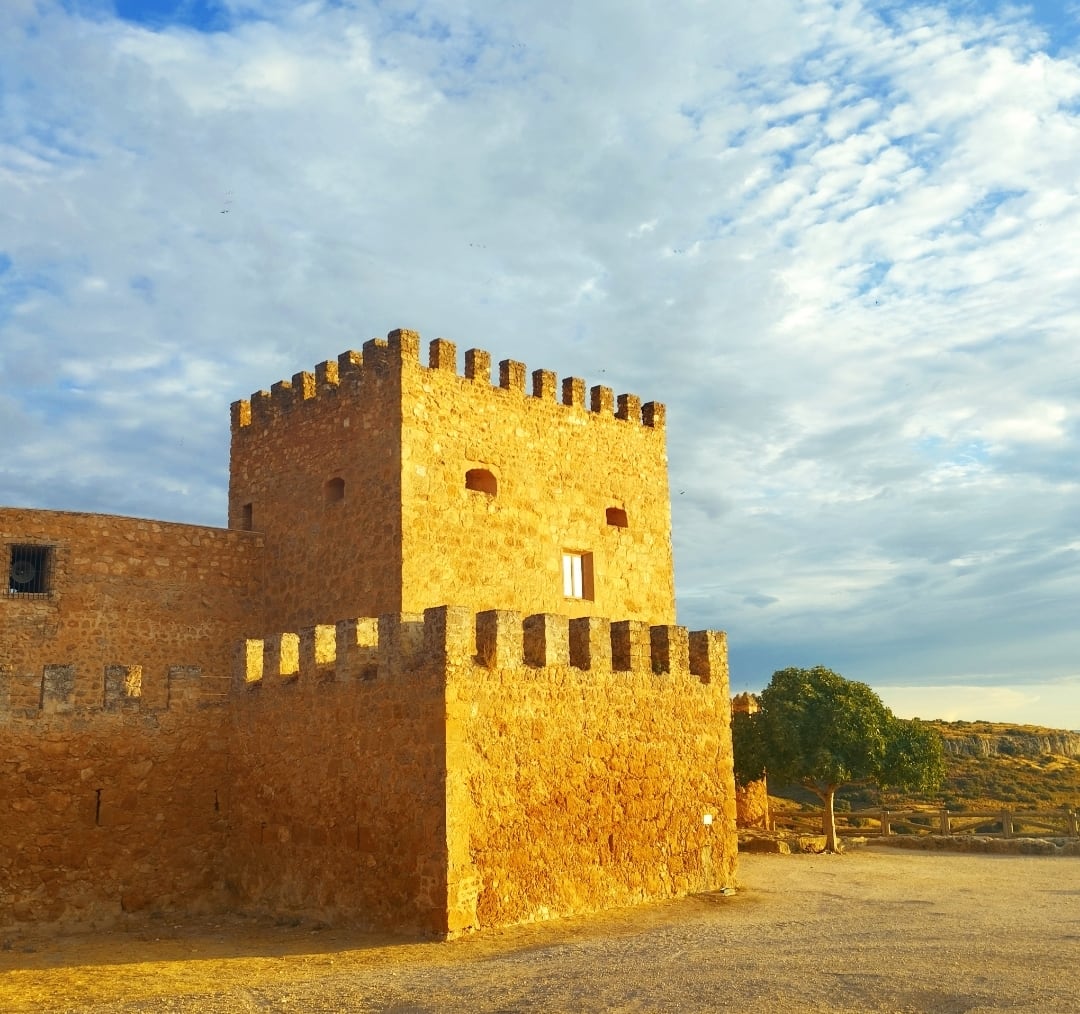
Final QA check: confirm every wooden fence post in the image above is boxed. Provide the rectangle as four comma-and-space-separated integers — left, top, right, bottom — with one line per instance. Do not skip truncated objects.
1001, 811, 1013, 838
880, 810, 891, 837
939, 810, 950, 836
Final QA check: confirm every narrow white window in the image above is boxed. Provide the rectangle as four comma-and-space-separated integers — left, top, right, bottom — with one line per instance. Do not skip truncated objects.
563, 553, 582, 597
562, 551, 594, 600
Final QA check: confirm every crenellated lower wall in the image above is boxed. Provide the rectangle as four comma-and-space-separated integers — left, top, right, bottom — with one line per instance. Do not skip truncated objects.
228, 606, 738, 936
2, 606, 737, 936
0, 664, 232, 931
439, 609, 738, 932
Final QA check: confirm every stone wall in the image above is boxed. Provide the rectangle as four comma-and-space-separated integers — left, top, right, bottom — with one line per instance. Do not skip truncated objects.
0, 667, 231, 931
731, 692, 770, 829
228, 342, 405, 632
1, 508, 262, 702
225, 607, 737, 936
399, 333, 676, 623
224, 614, 451, 935
443, 610, 737, 932
2, 604, 736, 937
736, 779, 771, 830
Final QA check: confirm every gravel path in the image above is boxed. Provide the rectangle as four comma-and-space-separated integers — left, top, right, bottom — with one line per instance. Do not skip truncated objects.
3, 848, 1079, 1013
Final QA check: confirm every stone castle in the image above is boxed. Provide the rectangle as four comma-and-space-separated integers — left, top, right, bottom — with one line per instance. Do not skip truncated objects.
1, 328, 738, 936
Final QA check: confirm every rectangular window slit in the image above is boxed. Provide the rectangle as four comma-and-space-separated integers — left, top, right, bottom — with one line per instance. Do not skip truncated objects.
562, 551, 594, 600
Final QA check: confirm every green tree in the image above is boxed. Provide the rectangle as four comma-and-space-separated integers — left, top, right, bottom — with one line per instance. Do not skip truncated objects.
879, 715, 947, 798
732, 666, 945, 852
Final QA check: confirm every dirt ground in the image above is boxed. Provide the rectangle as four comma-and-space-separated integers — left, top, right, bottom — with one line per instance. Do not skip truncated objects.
3, 846, 1079, 1013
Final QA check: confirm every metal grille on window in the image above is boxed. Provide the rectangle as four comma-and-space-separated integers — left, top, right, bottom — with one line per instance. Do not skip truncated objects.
7, 545, 52, 597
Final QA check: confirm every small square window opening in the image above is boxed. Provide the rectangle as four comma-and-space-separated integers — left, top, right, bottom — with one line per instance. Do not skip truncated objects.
606, 507, 628, 528
7, 545, 53, 597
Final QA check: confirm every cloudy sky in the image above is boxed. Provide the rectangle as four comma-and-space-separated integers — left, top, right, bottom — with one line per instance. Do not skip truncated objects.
3, 0, 1079, 728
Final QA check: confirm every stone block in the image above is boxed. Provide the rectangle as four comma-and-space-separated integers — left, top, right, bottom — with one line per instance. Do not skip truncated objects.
476, 610, 522, 669
689, 630, 729, 689
611, 620, 650, 672
569, 617, 611, 671
523, 613, 570, 667
650, 625, 689, 675
336, 617, 379, 682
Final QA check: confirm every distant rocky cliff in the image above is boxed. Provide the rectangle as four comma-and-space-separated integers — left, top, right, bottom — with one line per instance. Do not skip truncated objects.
938, 729, 1080, 759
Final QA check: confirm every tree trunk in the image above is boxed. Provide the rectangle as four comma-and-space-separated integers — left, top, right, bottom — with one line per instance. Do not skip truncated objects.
822, 787, 841, 853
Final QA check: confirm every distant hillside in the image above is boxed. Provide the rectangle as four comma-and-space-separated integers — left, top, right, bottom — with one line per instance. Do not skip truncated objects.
772, 720, 1080, 812
919, 721, 1080, 810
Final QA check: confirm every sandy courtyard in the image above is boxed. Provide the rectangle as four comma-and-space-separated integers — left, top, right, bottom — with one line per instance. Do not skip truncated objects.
2, 848, 1078, 1013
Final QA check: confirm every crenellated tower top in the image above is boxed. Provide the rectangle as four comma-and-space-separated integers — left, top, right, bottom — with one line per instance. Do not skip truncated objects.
231, 329, 665, 434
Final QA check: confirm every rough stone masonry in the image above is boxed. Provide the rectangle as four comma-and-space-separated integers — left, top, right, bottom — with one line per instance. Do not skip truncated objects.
1, 328, 738, 935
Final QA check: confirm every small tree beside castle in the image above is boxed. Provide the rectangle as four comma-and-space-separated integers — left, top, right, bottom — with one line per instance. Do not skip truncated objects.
732, 666, 945, 852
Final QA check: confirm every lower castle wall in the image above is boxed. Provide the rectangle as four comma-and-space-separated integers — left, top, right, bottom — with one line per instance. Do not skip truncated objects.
445, 623, 738, 931
225, 609, 738, 936
0, 674, 231, 931
224, 630, 451, 935
2, 607, 738, 937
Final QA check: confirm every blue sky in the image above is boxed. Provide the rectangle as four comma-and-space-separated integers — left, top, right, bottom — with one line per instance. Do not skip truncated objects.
3, 0, 1080, 728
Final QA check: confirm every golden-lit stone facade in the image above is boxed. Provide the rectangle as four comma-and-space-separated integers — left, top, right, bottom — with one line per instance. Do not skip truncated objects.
228, 329, 675, 629
1, 328, 736, 936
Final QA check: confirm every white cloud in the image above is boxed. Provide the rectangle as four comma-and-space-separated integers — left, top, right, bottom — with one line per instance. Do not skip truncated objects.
982, 403, 1069, 445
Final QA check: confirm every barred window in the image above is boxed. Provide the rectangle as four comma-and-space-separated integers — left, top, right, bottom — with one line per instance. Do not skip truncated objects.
7, 545, 53, 597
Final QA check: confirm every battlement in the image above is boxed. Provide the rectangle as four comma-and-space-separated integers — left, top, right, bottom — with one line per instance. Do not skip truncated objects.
234, 605, 726, 690
0, 661, 230, 719
230, 329, 665, 432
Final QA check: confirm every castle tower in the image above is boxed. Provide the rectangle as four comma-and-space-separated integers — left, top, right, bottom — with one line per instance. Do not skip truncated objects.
229, 329, 676, 633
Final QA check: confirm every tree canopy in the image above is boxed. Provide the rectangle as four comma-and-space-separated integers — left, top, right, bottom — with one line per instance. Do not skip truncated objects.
732, 666, 946, 851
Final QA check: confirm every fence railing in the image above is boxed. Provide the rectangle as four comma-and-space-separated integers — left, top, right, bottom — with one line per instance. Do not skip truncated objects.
774, 807, 1080, 839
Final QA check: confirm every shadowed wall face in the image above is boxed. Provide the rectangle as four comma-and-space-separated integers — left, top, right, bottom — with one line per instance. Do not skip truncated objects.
228, 340, 405, 633
0, 672, 232, 930
225, 628, 451, 936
